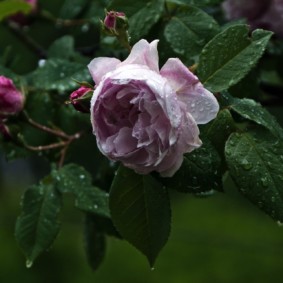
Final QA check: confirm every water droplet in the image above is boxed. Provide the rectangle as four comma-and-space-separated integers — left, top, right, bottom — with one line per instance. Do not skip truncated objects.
81, 24, 89, 32
26, 260, 33, 268
38, 59, 46, 67
277, 220, 283, 227
79, 175, 85, 179
260, 177, 269, 187
241, 159, 252, 170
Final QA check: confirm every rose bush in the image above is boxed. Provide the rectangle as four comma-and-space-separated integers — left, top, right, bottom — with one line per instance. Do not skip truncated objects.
88, 39, 219, 177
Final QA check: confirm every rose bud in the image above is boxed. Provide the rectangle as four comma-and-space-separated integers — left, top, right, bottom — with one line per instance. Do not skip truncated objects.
103, 11, 128, 34
9, 0, 38, 26
69, 86, 93, 113
88, 39, 219, 177
0, 76, 24, 117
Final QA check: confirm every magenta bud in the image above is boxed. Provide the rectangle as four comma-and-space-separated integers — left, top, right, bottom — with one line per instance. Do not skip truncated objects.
104, 11, 126, 30
0, 76, 24, 117
9, 0, 38, 26
69, 86, 93, 113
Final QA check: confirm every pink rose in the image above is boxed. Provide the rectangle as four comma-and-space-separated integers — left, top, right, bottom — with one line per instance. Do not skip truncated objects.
88, 40, 219, 177
0, 76, 24, 116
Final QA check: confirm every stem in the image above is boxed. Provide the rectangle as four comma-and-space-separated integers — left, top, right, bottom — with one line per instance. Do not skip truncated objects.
24, 112, 69, 139
24, 141, 66, 151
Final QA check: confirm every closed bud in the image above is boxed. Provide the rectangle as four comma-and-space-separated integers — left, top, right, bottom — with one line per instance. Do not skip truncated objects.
69, 86, 93, 113
103, 11, 128, 35
0, 76, 24, 117
9, 0, 38, 26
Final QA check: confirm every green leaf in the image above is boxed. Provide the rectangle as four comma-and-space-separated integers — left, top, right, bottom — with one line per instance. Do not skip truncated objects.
27, 59, 91, 94
162, 141, 222, 194
129, 0, 164, 43
54, 164, 110, 218
59, 0, 88, 19
15, 183, 62, 266
83, 214, 106, 271
109, 0, 164, 43
221, 93, 283, 139
225, 128, 283, 222
0, 0, 32, 21
231, 100, 283, 140
201, 109, 236, 154
48, 36, 75, 59
109, 165, 171, 267
198, 25, 273, 92
164, 4, 219, 58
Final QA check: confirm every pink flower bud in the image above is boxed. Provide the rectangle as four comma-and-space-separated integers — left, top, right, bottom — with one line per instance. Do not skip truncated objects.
69, 86, 92, 113
104, 11, 126, 29
9, 0, 38, 26
0, 76, 24, 116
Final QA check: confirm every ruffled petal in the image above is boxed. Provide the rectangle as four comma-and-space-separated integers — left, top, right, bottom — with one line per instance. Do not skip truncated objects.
88, 57, 121, 85
160, 58, 219, 124
120, 39, 159, 72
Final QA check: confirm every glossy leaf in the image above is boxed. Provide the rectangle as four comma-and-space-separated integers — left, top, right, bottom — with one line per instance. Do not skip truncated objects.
164, 4, 219, 58
163, 141, 222, 194
15, 183, 62, 266
110, 165, 171, 267
225, 128, 283, 222
27, 59, 91, 94
201, 109, 236, 152
54, 164, 110, 218
198, 25, 273, 92
83, 214, 106, 271
59, 0, 88, 19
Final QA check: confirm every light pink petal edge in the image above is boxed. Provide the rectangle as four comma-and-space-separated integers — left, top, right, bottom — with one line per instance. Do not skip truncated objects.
88, 57, 121, 85
119, 39, 159, 72
160, 58, 219, 124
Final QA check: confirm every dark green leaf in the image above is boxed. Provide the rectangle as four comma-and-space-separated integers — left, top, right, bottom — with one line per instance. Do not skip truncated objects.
0, 0, 32, 21
109, 0, 164, 43
225, 128, 283, 222
162, 141, 222, 194
164, 4, 219, 58
231, 100, 283, 140
129, 0, 164, 43
15, 183, 62, 267
54, 164, 110, 218
201, 109, 236, 154
48, 36, 75, 59
27, 59, 91, 94
59, 0, 88, 19
222, 93, 283, 139
198, 25, 273, 92
84, 214, 106, 271
110, 165, 171, 267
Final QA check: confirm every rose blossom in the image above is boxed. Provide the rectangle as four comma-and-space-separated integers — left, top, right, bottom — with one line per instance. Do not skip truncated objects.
88, 39, 219, 177
0, 76, 24, 116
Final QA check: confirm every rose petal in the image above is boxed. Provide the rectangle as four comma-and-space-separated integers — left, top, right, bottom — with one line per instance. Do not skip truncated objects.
120, 39, 159, 72
160, 58, 219, 124
88, 57, 121, 85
